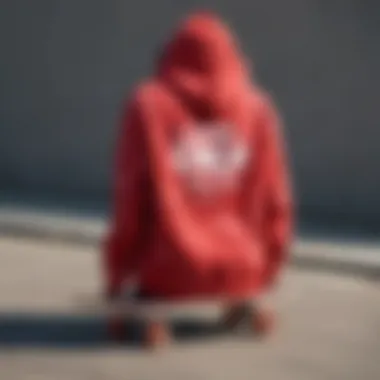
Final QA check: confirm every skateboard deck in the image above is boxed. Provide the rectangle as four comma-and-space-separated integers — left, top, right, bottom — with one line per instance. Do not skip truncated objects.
75, 294, 276, 346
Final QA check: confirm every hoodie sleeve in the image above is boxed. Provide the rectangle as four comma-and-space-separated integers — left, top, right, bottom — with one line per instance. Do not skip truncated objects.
103, 96, 150, 297
257, 96, 294, 286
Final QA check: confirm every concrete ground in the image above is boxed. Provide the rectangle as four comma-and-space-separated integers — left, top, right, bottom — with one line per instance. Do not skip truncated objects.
0, 236, 379, 380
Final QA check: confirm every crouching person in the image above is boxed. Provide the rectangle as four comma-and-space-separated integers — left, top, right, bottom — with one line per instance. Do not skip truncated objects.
103, 11, 293, 348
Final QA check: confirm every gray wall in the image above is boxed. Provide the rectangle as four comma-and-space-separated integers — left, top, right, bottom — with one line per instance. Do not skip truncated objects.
1, 1, 379, 227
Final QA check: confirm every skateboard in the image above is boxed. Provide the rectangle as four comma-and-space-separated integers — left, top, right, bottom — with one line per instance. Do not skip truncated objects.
78, 293, 275, 349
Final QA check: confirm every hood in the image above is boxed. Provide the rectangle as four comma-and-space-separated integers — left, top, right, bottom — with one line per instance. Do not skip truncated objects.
158, 12, 252, 119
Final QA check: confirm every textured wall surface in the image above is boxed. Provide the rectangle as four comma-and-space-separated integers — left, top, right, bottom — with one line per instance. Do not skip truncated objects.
1, 1, 379, 226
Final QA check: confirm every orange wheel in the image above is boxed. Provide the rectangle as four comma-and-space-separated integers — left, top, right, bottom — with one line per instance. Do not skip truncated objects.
144, 321, 171, 350
251, 308, 275, 338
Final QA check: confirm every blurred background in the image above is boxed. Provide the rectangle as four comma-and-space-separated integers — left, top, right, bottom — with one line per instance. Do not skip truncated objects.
0, 2, 380, 379
1, 0, 379, 232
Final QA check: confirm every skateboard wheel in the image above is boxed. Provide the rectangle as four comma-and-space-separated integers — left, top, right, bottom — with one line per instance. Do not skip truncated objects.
144, 322, 171, 350
251, 308, 275, 338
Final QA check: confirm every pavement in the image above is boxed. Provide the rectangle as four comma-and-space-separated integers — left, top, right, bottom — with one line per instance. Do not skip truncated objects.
0, 204, 380, 279
0, 236, 380, 380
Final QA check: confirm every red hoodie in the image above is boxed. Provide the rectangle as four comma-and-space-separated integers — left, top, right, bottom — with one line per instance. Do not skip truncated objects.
104, 12, 293, 300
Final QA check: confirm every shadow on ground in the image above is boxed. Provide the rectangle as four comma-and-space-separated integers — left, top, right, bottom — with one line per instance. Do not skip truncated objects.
0, 313, 227, 349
